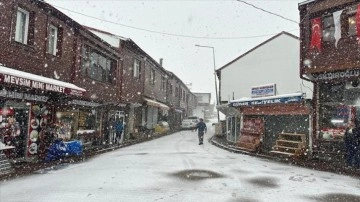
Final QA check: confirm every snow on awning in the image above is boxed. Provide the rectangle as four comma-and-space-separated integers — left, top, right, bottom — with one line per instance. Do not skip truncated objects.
0, 65, 85, 96
217, 104, 240, 116
229, 93, 304, 107
174, 109, 183, 113
143, 98, 169, 110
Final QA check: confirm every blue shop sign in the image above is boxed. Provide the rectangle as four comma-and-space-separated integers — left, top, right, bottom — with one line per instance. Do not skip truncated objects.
230, 95, 303, 107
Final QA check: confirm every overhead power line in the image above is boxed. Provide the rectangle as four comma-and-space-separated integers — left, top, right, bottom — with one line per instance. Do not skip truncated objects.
49, 4, 298, 40
236, 0, 299, 24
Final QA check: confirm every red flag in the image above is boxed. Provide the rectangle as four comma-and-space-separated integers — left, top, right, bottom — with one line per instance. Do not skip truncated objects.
310, 17, 322, 51
356, 4, 360, 43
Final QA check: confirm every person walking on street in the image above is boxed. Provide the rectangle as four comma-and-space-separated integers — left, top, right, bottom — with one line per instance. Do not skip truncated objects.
352, 119, 360, 169
195, 118, 207, 145
344, 118, 360, 169
113, 118, 124, 144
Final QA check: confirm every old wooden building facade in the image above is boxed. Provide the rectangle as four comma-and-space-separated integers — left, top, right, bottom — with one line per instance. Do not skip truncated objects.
299, 0, 360, 161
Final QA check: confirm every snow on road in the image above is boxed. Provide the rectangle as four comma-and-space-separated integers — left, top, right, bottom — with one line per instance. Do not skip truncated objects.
1, 126, 360, 202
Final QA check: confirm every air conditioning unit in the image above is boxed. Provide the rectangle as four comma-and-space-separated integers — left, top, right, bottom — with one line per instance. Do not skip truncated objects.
345, 79, 360, 89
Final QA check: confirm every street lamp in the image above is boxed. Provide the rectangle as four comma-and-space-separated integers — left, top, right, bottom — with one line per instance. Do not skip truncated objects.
195, 44, 220, 122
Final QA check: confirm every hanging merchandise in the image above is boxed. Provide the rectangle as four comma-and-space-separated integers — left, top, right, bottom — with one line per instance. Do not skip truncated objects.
26, 104, 51, 158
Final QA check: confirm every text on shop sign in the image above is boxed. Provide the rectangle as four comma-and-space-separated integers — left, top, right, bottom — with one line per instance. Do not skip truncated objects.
313, 69, 360, 81
251, 84, 276, 98
230, 95, 303, 107
0, 89, 48, 102
2, 74, 65, 93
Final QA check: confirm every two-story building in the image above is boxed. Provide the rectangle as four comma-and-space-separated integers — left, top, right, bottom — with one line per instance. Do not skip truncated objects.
166, 71, 196, 130
299, 0, 360, 161
85, 27, 195, 135
216, 31, 313, 154
0, 0, 123, 160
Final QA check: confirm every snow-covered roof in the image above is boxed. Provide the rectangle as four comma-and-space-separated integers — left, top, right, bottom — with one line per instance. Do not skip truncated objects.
230, 92, 303, 103
298, 0, 315, 7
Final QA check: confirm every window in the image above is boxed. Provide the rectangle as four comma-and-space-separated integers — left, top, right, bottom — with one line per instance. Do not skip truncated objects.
48, 25, 58, 55
150, 69, 155, 85
169, 83, 173, 95
347, 6, 357, 37
175, 87, 178, 97
322, 15, 335, 42
81, 45, 115, 83
133, 59, 141, 78
161, 76, 166, 91
15, 8, 29, 44
348, 15, 356, 36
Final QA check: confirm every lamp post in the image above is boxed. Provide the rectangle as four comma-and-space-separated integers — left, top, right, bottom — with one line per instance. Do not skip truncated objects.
195, 44, 220, 122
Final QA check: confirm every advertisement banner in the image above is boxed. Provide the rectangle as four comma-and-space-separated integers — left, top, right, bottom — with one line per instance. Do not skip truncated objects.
251, 84, 276, 98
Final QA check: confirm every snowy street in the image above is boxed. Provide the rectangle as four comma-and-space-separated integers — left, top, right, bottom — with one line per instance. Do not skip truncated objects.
1, 126, 360, 202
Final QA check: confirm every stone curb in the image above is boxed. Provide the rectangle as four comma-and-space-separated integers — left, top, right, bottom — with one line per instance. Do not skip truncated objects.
209, 136, 360, 178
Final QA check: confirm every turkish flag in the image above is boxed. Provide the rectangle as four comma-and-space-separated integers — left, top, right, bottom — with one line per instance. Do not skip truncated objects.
310, 17, 322, 51
356, 4, 360, 43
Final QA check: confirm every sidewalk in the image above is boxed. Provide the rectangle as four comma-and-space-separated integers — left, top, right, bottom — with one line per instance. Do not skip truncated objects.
0, 132, 169, 181
210, 135, 360, 178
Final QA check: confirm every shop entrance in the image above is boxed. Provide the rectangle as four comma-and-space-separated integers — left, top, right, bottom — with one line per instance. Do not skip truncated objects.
108, 111, 125, 144
226, 116, 240, 142
0, 101, 30, 159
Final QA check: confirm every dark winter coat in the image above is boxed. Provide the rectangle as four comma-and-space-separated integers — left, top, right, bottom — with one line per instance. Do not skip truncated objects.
195, 122, 207, 133
113, 121, 124, 133
344, 127, 360, 149
353, 127, 360, 147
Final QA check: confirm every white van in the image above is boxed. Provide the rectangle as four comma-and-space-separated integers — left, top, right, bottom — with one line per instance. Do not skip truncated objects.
181, 116, 199, 130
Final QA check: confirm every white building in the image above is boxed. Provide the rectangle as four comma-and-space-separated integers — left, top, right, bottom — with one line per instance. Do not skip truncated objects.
215, 32, 314, 153
193, 93, 212, 120
217, 31, 313, 103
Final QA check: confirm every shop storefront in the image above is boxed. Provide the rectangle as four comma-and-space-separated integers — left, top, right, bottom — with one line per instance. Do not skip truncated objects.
143, 98, 169, 129
167, 107, 184, 131
55, 99, 103, 144
229, 93, 312, 153
0, 66, 85, 161
314, 77, 360, 161
217, 104, 241, 142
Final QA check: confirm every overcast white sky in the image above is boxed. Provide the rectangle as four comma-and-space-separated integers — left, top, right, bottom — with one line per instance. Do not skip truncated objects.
45, 0, 304, 104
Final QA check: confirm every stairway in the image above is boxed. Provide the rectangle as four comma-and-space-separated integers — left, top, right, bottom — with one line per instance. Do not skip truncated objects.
270, 133, 306, 157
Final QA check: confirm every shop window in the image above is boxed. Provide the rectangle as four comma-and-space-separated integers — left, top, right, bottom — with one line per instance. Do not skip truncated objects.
56, 110, 97, 140
322, 15, 335, 42
81, 45, 115, 83
318, 82, 360, 140
15, 7, 30, 44
133, 59, 141, 78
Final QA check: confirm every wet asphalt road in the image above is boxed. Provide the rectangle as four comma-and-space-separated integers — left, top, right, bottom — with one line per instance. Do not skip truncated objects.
1, 127, 360, 202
